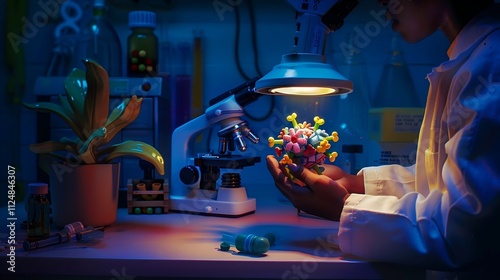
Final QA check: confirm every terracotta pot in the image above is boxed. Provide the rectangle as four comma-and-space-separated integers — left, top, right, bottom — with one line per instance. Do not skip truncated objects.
49, 163, 120, 228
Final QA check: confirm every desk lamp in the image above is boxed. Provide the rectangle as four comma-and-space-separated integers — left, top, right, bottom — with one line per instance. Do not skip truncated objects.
169, 0, 357, 217
255, 0, 358, 96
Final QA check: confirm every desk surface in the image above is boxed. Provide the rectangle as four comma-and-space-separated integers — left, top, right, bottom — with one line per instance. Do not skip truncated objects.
1, 189, 425, 279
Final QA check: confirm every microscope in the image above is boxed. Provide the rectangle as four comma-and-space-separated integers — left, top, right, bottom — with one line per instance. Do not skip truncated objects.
169, 78, 262, 217
169, 0, 358, 217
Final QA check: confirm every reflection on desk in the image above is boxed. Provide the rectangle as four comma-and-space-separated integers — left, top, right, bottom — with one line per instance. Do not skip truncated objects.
1, 188, 425, 279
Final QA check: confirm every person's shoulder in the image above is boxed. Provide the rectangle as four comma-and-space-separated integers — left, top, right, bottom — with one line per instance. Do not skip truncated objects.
475, 28, 500, 56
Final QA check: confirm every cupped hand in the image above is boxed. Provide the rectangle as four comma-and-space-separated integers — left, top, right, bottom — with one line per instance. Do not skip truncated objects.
266, 155, 364, 221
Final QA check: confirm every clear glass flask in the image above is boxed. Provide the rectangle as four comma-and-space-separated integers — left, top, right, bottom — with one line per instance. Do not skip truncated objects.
372, 34, 421, 108
72, 0, 122, 77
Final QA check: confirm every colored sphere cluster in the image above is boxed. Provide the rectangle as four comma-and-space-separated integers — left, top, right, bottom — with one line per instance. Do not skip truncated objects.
268, 113, 339, 176
129, 49, 155, 73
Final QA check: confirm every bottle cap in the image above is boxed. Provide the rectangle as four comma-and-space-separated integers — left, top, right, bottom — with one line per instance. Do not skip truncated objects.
28, 183, 48, 195
129, 11, 156, 29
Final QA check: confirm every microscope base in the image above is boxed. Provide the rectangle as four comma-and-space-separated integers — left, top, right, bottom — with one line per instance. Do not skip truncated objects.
169, 188, 256, 217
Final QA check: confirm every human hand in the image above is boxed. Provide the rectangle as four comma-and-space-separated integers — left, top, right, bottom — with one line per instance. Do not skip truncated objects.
266, 155, 364, 221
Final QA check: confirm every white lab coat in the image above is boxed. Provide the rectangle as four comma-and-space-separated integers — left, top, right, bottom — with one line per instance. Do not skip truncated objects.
338, 5, 500, 271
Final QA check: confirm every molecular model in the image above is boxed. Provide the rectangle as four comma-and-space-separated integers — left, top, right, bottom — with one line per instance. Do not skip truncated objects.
268, 113, 339, 176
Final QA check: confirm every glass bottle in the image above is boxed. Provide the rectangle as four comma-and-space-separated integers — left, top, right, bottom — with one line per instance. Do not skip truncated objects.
72, 0, 122, 77
372, 34, 421, 108
26, 183, 50, 241
127, 10, 158, 77
333, 32, 372, 173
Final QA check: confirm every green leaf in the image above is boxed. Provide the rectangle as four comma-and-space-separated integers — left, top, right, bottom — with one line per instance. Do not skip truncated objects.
29, 140, 77, 155
64, 67, 87, 121
106, 97, 131, 126
82, 59, 109, 137
58, 94, 83, 131
23, 102, 85, 140
99, 141, 165, 175
102, 95, 143, 145
28, 141, 78, 163
78, 127, 107, 164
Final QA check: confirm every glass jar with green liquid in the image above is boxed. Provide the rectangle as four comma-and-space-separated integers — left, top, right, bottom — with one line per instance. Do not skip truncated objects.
127, 11, 158, 77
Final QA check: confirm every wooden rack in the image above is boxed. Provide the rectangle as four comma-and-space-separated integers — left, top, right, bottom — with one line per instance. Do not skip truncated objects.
127, 179, 169, 214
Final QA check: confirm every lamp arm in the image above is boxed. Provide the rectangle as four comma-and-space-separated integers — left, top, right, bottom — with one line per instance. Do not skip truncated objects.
293, 13, 330, 55
321, 0, 359, 31
209, 77, 260, 106
288, 0, 358, 54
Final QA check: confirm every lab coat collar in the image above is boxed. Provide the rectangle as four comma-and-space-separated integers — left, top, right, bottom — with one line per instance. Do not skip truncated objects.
432, 4, 500, 74
448, 3, 500, 60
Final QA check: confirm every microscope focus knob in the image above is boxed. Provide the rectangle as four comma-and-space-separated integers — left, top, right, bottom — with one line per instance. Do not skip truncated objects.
179, 165, 199, 185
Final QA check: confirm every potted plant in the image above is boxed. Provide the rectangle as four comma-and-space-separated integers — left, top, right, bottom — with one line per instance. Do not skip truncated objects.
24, 59, 165, 227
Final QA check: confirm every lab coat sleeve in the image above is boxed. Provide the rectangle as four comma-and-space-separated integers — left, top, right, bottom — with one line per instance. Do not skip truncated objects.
338, 83, 500, 270
360, 164, 416, 198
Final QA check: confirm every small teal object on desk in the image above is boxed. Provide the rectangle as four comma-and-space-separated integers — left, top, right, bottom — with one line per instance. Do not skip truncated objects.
220, 242, 231, 251
221, 233, 270, 255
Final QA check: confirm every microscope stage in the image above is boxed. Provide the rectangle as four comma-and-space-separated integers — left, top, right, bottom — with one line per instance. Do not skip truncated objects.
194, 155, 261, 169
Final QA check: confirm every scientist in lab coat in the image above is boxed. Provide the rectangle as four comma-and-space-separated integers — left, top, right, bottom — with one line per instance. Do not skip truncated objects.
266, 0, 500, 273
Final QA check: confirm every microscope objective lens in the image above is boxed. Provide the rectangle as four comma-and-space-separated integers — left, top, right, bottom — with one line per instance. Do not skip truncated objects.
243, 127, 259, 143
233, 131, 247, 151
218, 137, 228, 154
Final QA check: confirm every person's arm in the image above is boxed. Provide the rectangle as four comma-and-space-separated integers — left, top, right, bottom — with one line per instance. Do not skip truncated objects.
339, 27, 500, 269
338, 83, 500, 270
265, 156, 415, 221
360, 164, 417, 198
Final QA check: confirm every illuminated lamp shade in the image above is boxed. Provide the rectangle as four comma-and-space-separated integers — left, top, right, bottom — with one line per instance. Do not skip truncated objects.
255, 53, 353, 96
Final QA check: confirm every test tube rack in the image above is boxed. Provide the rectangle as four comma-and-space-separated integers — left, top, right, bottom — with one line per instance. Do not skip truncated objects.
127, 179, 169, 214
